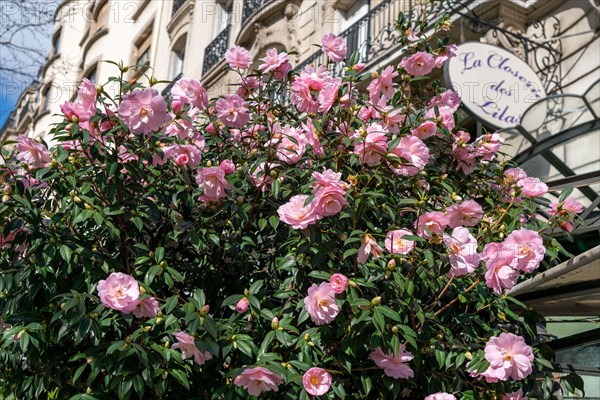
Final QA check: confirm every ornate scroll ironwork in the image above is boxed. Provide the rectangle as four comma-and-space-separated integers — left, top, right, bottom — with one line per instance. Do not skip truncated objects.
242, 0, 275, 25
161, 72, 184, 101
451, 4, 563, 94
203, 25, 231, 75
172, 0, 187, 16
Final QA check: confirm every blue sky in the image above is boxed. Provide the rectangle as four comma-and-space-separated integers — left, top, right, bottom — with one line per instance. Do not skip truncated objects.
0, 1, 59, 129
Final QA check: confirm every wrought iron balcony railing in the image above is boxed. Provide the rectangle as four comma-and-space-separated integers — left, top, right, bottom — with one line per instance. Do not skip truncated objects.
161, 72, 184, 100
203, 25, 231, 75
172, 0, 187, 16
242, 0, 275, 25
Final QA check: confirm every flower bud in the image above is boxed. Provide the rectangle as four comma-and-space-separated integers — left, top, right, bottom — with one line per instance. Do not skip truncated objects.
371, 296, 382, 306
339, 233, 348, 241
86, 387, 92, 394
348, 280, 358, 289
464, 351, 473, 360
304, 333, 311, 341
2, 195, 9, 203
271, 317, 279, 330
163, 341, 170, 349
387, 259, 397, 270
200, 304, 210, 316
149, 76, 158, 86
3, 185, 11, 195
236, 297, 249, 313
307, 341, 315, 347
243, 288, 250, 297
391, 326, 399, 334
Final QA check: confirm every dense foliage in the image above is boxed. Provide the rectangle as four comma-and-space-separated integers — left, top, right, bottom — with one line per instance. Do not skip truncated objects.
0, 14, 584, 400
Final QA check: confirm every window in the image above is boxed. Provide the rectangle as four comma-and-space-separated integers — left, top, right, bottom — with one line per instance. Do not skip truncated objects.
52, 30, 61, 55
86, 66, 97, 84
93, 0, 110, 32
170, 34, 187, 79
213, 0, 232, 37
133, 24, 153, 75
337, 0, 369, 61
42, 85, 53, 112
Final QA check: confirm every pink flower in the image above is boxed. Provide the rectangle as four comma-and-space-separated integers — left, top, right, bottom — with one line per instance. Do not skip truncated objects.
388, 135, 430, 176
400, 51, 435, 76
171, 78, 208, 110
416, 212, 449, 239
313, 186, 347, 217
302, 119, 323, 154
482, 243, 519, 294
225, 46, 252, 69
482, 333, 534, 381
278, 195, 320, 230
303, 367, 332, 396
429, 89, 461, 113
15, 136, 51, 168
476, 133, 504, 161
304, 282, 339, 325
411, 121, 437, 140
322, 33, 347, 63
357, 234, 383, 264
425, 106, 455, 131
171, 331, 213, 365
216, 94, 250, 129
369, 345, 414, 379
504, 168, 528, 185
196, 167, 230, 203
166, 144, 202, 168
97, 272, 140, 313
276, 126, 306, 164
219, 159, 236, 175
367, 65, 398, 102
329, 273, 349, 294
517, 177, 548, 197
425, 393, 457, 400
236, 297, 249, 313
443, 227, 480, 276
503, 229, 545, 273
503, 389, 528, 400
118, 88, 168, 135
434, 44, 457, 68
385, 229, 415, 255
446, 200, 483, 228
234, 367, 282, 396
132, 297, 160, 318
77, 78, 97, 105
353, 124, 388, 166
258, 48, 292, 80
548, 197, 584, 232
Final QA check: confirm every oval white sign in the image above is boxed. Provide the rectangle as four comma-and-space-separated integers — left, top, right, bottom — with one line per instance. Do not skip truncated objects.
444, 42, 546, 129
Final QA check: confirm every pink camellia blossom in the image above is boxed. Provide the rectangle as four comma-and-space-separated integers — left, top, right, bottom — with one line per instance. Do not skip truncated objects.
385, 229, 415, 255
429, 89, 461, 113
258, 48, 292, 80
303, 367, 332, 396
171, 331, 213, 366
388, 135, 430, 176
166, 144, 202, 168
97, 272, 140, 313
317, 79, 342, 113
225, 46, 252, 69
369, 345, 414, 379
400, 51, 435, 76
548, 196, 584, 232
304, 282, 339, 325
446, 200, 484, 228
15, 136, 51, 168
329, 273, 349, 294
367, 65, 398, 102
357, 234, 383, 264
196, 167, 230, 203
313, 186, 347, 217
302, 118, 323, 155
504, 167, 528, 185
503, 229, 545, 273
434, 43, 458, 68
132, 297, 160, 319
481, 333, 534, 381
278, 195, 320, 230
77, 78, 96, 105
171, 78, 208, 110
443, 227, 481, 276
416, 212, 449, 239
503, 389, 528, 400
424, 106, 455, 131
425, 393, 457, 400
276, 126, 306, 164
236, 297, 249, 313
215, 94, 250, 129
353, 124, 388, 166
118, 88, 168, 135
482, 242, 519, 294
322, 33, 347, 63
411, 121, 438, 140
476, 133, 504, 161
234, 367, 282, 396
517, 177, 548, 197
311, 169, 345, 191
219, 159, 236, 175
249, 162, 278, 192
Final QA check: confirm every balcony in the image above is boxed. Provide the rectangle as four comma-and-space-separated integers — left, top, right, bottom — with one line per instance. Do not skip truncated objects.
242, 0, 275, 26
297, 0, 451, 73
203, 25, 231, 75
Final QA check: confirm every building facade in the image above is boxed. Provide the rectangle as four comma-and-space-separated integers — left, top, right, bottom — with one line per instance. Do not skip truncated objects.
1, 0, 598, 396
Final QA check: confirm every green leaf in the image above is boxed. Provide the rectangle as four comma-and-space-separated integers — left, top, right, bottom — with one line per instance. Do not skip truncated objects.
169, 369, 190, 389
60, 245, 73, 263
372, 307, 385, 334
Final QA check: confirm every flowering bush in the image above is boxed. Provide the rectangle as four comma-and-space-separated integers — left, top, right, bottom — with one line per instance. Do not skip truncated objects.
0, 15, 585, 400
